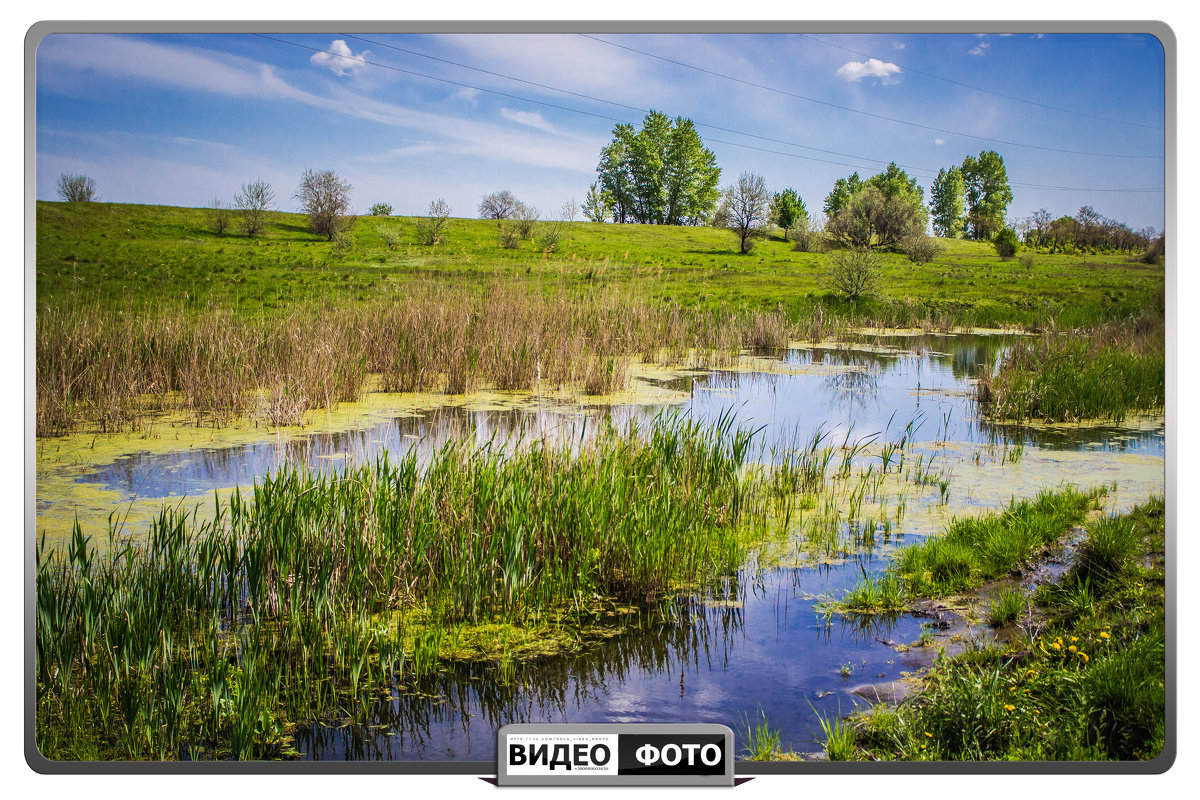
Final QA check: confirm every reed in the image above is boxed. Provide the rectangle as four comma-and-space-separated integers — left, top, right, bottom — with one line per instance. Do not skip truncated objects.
974, 312, 1164, 424
36, 283, 796, 437
35, 413, 770, 760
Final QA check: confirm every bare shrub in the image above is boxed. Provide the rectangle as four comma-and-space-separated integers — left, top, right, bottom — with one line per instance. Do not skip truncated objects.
295, 169, 354, 240
715, 171, 770, 254
902, 234, 942, 264
204, 197, 232, 234
415, 199, 451, 245
823, 247, 880, 301
235, 179, 275, 237
478, 190, 520, 219
56, 173, 97, 202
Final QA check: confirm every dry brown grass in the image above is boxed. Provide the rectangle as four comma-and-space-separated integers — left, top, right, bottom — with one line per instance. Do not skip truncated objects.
37, 283, 797, 436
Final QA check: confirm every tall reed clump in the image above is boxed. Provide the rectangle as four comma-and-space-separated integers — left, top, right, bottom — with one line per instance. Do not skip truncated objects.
37, 284, 795, 437
35, 413, 765, 760
974, 313, 1164, 424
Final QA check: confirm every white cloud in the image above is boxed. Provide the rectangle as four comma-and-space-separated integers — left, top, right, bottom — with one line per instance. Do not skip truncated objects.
934, 138, 945, 145
499, 108, 558, 134
309, 39, 373, 77
969, 41, 991, 56
835, 58, 902, 85
449, 87, 481, 106
1034, 33, 1046, 39
893, 42, 906, 50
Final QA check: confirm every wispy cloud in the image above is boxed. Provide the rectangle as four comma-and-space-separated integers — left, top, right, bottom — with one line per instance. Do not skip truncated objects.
969, 41, 991, 56
499, 108, 557, 134
836, 58, 902, 85
309, 39, 373, 77
449, 87, 481, 106
893, 42, 906, 50
934, 138, 945, 145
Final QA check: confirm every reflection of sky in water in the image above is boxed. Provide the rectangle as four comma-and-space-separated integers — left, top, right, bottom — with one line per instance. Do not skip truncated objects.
77, 334, 1164, 503
293, 558, 930, 761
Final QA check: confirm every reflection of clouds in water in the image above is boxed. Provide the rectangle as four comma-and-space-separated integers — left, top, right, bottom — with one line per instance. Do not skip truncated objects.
292, 565, 926, 760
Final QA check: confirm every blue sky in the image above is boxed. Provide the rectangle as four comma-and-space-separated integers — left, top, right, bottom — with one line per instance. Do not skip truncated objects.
34, 30, 1166, 231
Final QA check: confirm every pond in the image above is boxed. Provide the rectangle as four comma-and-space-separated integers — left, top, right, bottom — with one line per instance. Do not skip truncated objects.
36, 333, 1165, 760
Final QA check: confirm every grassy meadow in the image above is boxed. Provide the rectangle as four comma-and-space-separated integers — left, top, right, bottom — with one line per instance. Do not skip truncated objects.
38, 201, 1162, 326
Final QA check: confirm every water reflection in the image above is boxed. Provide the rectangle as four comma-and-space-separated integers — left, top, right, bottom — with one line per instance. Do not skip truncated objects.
292, 560, 925, 761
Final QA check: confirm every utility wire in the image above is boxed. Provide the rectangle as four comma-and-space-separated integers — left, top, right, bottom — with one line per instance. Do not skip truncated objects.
252, 35, 1163, 195
800, 33, 1164, 132
342, 33, 918, 173
579, 33, 1163, 160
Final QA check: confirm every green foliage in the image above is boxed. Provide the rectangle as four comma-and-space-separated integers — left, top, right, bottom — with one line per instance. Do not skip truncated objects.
986, 587, 1026, 626
596, 111, 720, 225
961, 150, 1013, 240
835, 498, 1165, 762
929, 166, 966, 238
769, 188, 806, 238
582, 183, 613, 223
976, 322, 1165, 423
826, 186, 926, 250
823, 171, 863, 217
368, 202, 393, 216
902, 234, 941, 264
993, 227, 1020, 259
741, 707, 783, 760
892, 487, 1101, 597
822, 246, 880, 301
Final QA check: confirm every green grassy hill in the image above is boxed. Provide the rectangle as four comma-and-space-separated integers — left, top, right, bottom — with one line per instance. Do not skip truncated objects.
36, 201, 1162, 327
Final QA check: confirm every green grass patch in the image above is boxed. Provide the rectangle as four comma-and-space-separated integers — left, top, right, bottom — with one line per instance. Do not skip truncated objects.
826, 497, 1166, 761
38, 201, 1163, 329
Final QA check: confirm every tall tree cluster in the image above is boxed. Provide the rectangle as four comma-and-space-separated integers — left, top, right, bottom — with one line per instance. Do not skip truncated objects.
928, 150, 1013, 240
595, 111, 721, 225
822, 162, 928, 249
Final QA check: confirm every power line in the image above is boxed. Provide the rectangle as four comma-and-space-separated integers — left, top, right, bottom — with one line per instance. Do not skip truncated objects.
251, 35, 1162, 196
341, 33, 916, 173
579, 33, 1163, 160
800, 33, 1164, 132
258, 33, 920, 175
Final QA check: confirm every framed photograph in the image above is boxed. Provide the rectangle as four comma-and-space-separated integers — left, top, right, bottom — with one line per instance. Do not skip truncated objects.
27, 20, 1172, 780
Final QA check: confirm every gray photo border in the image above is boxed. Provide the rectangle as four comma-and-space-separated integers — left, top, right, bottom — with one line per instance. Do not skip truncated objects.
24, 18, 1176, 777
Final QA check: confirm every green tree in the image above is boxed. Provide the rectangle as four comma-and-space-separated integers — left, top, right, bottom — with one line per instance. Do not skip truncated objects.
582, 183, 613, 223
595, 111, 720, 225
961, 150, 1012, 240
823, 172, 863, 217
770, 188, 807, 240
929, 166, 966, 238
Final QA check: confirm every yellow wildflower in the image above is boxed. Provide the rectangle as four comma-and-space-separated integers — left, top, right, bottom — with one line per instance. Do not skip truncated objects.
1070, 636, 1079, 643
1050, 642, 1062, 651
1099, 632, 1110, 639
1068, 645, 1078, 653
1004, 704, 1016, 711
924, 732, 933, 738
1078, 652, 1089, 663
